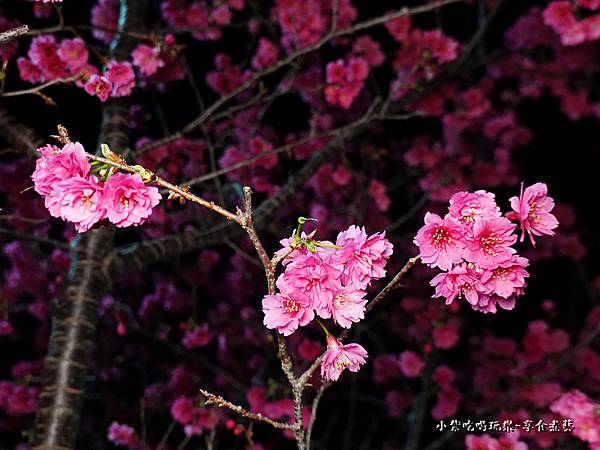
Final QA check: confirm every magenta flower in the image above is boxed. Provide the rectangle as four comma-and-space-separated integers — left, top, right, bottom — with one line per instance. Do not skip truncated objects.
398, 350, 424, 378
132, 44, 165, 76
57, 38, 89, 73
464, 217, 517, 268
45, 175, 106, 232
465, 434, 498, 450
281, 253, 342, 311
413, 212, 466, 270
103, 173, 161, 227
171, 396, 195, 424
182, 324, 213, 349
551, 390, 600, 447
31, 142, 90, 196
105, 60, 136, 97
327, 286, 367, 328
507, 182, 559, 246
446, 190, 501, 230
335, 225, 393, 289
28, 35, 57, 67
17, 58, 43, 83
262, 277, 314, 336
107, 421, 138, 448
480, 255, 529, 299
320, 335, 368, 381
84, 74, 113, 102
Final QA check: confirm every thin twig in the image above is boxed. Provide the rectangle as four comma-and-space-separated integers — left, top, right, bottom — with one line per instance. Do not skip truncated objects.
1, 76, 80, 98
306, 383, 329, 449
84, 152, 241, 223
199, 389, 295, 430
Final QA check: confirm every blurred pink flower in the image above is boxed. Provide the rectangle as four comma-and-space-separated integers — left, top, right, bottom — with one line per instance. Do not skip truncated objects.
398, 350, 424, 378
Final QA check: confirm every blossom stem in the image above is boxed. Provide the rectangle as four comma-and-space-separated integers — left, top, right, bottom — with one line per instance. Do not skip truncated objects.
315, 318, 331, 337
84, 151, 241, 223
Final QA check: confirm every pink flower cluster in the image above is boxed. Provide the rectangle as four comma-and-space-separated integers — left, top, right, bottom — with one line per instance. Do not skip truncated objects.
324, 57, 369, 109
161, 0, 244, 41
0, 381, 38, 416
18, 35, 137, 101
551, 390, 600, 449
263, 225, 392, 380
31, 142, 161, 232
413, 185, 558, 313
543, 1, 600, 46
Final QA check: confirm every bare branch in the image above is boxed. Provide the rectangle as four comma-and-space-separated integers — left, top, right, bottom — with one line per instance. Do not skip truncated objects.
0, 25, 29, 44
199, 389, 295, 431
306, 383, 329, 449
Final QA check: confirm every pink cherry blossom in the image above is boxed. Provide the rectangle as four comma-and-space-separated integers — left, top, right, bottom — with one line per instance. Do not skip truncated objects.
324, 57, 369, 109
432, 366, 455, 387
430, 263, 484, 306
413, 212, 466, 270
480, 255, 529, 298
320, 335, 368, 381
281, 252, 342, 311
84, 74, 113, 102
507, 182, 559, 246
132, 44, 165, 76
432, 323, 459, 349
446, 190, 501, 230
171, 396, 195, 424
262, 277, 314, 336
17, 58, 43, 83
103, 173, 161, 227
31, 142, 90, 196
251, 37, 278, 69
551, 390, 600, 448
105, 60, 136, 97
465, 434, 498, 450
107, 422, 138, 447
335, 225, 393, 289
45, 175, 106, 232
464, 217, 517, 268
57, 38, 89, 73
398, 350, 424, 378
431, 386, 460, 420
328, 286, 367, 328
182, 324, 213, 349
491, 433, 528, 450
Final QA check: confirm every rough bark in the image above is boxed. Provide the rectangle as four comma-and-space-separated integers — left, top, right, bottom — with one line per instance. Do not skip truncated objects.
29, 1, 148, 449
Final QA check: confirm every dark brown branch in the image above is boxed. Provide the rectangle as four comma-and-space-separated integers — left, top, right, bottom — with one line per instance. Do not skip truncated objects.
105, 142, 336, 275
199, 389, 294, 431
305, 383, 328, 449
